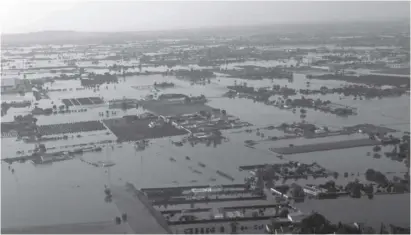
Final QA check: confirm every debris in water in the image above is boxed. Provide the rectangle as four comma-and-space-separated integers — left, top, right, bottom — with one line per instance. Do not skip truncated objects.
172, 141, 184, 147
104, 188, 111, 196
373, 145, 381, 152
373, 153, 381, 159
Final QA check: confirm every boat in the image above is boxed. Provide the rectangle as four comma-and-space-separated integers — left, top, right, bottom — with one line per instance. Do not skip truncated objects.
169, 157, 176, 162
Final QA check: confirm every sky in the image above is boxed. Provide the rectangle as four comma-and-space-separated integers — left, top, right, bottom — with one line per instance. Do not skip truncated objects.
0, 1, 410, 34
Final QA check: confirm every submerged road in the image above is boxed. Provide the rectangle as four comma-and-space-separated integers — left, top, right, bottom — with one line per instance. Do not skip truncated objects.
1, 220, 134, 234
110, 183, 172, 234
2, 183, 172, 234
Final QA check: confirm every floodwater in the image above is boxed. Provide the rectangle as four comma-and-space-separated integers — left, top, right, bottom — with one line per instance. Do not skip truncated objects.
1, 57, 410, 229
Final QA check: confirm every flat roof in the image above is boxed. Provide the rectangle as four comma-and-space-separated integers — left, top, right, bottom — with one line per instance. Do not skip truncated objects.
1, 77, 17, 87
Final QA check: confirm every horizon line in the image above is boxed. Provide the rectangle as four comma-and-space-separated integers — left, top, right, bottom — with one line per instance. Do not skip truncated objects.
3, 18, 409, 36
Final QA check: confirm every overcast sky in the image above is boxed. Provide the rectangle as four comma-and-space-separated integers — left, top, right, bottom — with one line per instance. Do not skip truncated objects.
1, 1, 410, 34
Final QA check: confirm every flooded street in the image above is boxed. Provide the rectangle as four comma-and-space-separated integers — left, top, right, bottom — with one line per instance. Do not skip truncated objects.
2, 68, 409, 228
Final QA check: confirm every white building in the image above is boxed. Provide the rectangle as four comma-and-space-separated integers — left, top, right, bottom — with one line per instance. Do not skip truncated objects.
387, 63, 410, 69
1, 78, 17, 93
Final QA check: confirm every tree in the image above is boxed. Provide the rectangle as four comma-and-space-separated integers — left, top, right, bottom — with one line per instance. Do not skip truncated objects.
280, 123, 289, 129
79, 67, 85, 75
184, 97, 191, 104
299, 212, 333, 233
266, 179, 274, 189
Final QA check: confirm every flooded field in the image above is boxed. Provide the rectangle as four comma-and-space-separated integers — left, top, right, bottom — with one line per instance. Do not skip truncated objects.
1, 39, 410, 232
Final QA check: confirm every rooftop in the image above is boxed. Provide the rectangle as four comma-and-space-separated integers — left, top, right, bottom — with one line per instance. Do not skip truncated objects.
1, 77, 17, 87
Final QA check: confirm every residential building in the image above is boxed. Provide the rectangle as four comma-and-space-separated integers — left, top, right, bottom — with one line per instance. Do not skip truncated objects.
1, 78, 17, 93
387, 63, 410, 69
